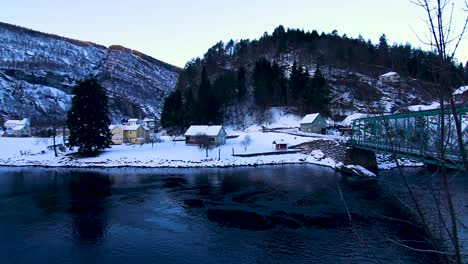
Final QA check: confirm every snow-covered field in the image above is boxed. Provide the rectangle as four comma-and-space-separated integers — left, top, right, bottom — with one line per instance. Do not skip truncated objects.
0, 105, 424, 170
0, 132, 339, 168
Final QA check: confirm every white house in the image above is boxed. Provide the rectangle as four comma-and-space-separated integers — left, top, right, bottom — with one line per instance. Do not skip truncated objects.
299, 113, 327, 134
127, 118, 139, 125
184, 125, 227, 145
142, 118, 156, 129
3, 118, 31, 137
453, 85, 468, 103
379, 72, 400, 83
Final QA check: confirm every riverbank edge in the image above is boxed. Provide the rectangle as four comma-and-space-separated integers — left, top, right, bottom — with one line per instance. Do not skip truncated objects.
0, 158, 424, 171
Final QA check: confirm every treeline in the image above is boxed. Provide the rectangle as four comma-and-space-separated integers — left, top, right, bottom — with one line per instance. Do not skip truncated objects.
253, 59, 329, 113
161, 67, 245, 133
176, 25, 468, 90
161, 58, 329, 132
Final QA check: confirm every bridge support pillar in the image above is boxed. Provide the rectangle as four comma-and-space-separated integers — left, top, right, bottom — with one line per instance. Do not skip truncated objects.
345, 148, 378, 175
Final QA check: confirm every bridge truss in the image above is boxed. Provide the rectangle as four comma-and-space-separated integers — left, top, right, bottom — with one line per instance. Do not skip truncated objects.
350, 107, 468, 169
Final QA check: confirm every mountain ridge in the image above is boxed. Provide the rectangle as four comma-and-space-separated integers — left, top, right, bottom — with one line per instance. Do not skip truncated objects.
0, 21, 180, 125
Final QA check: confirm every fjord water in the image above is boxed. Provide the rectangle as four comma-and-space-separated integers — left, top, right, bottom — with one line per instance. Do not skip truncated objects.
0, 165, 435, 264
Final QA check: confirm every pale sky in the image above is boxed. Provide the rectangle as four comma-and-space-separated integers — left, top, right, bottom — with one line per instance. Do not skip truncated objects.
1, 0, 467, 67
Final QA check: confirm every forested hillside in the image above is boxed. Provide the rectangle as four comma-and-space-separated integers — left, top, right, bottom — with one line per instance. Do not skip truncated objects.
161, 26, 468, 132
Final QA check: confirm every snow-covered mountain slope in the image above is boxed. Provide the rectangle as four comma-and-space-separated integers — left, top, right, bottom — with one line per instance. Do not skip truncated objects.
0, 22, 180, 123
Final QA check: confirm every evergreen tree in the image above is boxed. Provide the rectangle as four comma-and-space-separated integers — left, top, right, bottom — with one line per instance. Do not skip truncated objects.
312, 65, 329, 112
66, 79, 112, 156
182, 88, 195, 128
253, 58, 271, 107
288, 61, 300, 101
213, 70, 237, 105
160, 90, 183, 132
377, 34, 390, 66
196, 67, 221, 124
236, 66, 247, 100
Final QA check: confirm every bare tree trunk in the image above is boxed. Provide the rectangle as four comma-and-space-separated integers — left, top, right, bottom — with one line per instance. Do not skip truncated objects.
53, 120, 57, 157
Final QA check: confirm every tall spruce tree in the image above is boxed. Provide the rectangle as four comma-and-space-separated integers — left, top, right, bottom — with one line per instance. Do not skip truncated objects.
236, 66, 247, 100
196, 67, 221, 124
160, 89, 184, 133
66, 79, 112, 155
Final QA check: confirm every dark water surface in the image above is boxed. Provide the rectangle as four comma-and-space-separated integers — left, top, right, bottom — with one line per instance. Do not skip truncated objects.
0, 165, 436, 264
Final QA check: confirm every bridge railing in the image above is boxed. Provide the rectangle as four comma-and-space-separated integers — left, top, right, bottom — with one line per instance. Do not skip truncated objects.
350, 107, 468, 168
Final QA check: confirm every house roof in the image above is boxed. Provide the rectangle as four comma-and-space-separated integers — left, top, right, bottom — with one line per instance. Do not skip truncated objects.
453, 85, 468, 95
5, 118, 29, 125
184, 125, 224, 137
128, 118, 139, 122
109, 124, 144, 131
143, 118, 154, 122
123, 124, 142, 131
300, 113, 320, 124
12, 125, 25, 131
272, 139, 288, 145
380, 71, 399, 77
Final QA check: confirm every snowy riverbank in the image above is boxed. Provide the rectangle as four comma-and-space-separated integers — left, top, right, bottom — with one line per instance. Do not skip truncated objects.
0, 132, 336, 168
0, 131, 423, 170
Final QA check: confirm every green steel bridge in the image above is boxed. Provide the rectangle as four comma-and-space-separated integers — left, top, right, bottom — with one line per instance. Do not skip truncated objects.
350, 107, 468, 170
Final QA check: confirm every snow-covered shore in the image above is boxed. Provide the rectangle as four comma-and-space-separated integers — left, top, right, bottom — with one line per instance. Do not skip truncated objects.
0, 128, 423, 170
0, 132, 339, 169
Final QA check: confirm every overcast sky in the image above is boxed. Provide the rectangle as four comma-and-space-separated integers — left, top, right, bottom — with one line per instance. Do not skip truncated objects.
2, 0, 467, 67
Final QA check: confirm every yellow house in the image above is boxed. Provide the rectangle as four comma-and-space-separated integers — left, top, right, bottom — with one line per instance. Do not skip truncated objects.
122, 125, 149, 144
109, 125, 124, 145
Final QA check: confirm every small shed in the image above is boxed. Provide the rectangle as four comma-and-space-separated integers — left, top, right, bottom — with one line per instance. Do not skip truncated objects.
379, 72, 400, 83
272, 140, 288, 150
300, 113, 327, 134
184, 125, 226, 145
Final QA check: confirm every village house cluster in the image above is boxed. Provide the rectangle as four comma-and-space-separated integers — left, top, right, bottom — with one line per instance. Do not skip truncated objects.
108, 118, 156, 144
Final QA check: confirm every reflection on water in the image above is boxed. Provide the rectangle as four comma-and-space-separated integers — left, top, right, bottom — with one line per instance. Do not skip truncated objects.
68, 171, 111, 243
0, 165, 439, 264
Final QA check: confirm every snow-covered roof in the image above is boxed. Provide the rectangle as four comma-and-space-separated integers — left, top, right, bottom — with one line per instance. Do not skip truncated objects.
273, 139, 288, 144
380, 71, 399, 77
340, 113, 368, 126
123, 124, 142, 131
453, 85, 468, 95
12, 125, 25, 131
5, 118, 29, 125
407, 102, 440, 112
300, 113, 320, 124
128, 118, 139, 122
143, 118, 154, 122
184, 125, 224, 137
110, 124, 143, 131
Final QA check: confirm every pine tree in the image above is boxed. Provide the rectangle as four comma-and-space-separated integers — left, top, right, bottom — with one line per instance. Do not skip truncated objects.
66, 79, 112, 156
377, 34, 390, 66
196, 67, 221, 124
182, 88, 195, 128
161, 89, 184, 132
236, 66, 247, 101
